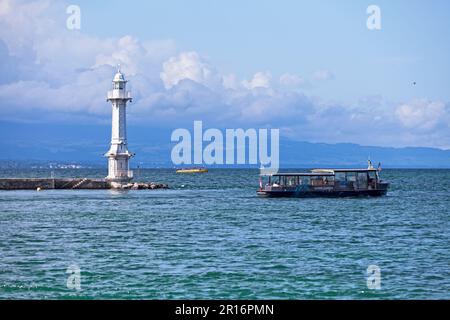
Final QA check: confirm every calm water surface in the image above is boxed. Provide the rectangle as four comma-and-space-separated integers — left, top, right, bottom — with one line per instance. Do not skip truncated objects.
0, 169, 449, 299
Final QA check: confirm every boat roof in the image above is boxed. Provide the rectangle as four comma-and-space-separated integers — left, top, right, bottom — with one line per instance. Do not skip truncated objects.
312, 168, 378, 172
269, 172, 334, 177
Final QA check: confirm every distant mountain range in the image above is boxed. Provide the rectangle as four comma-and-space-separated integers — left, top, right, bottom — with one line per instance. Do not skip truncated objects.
279, 140, 450, 168
1, 121, 449, 168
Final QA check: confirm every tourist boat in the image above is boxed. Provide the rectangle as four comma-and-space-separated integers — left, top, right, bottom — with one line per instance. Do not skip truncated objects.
176, 168, 208, 174
257, 162, 389, 197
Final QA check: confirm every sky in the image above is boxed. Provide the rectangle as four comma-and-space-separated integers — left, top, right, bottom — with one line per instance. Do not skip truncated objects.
0, 0, 450, 150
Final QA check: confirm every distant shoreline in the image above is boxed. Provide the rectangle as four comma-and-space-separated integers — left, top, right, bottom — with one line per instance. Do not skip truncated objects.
1, 166, 450, 170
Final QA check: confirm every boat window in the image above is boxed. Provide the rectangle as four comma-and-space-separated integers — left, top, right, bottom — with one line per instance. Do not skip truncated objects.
368, 171, 377, 181
335, 172, 346, 181
346, 172, 357, 182
324, 176, 334, 185
286, 176, 298, 186
272, 176, 281, 186
311, 176, 324, 186
357, 172, 368, 188
299, 177, 308, 185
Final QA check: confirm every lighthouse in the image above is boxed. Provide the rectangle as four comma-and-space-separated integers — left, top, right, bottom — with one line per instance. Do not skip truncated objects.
105, 66, 134, 187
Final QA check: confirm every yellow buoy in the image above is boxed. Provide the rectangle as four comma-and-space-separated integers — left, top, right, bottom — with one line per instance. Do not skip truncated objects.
176, 168, 208, 174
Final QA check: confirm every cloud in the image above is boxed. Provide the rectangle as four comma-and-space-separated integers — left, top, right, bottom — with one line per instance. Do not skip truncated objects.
0, 39, 20, 84
0, 0, 11, 15
222, 73, 239, 90
160, 51, 219, 89
0, 0, 176, 120
313, 70, 334, 81
396, 99, 448, 131
242, 72, 271, 90
279, 73, 306, 88
0, 0, 449, 149
93, 36, 147, 76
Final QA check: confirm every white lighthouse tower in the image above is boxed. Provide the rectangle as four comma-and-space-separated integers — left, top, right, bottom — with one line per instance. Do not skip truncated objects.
105, 66, 134, 187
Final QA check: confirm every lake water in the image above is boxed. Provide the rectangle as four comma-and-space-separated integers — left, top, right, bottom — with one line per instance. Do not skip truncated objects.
0, 169, 449, 299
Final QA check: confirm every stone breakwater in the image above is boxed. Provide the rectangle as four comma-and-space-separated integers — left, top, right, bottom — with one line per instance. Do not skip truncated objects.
123, 182, 169, 190
0, 178, 168, 190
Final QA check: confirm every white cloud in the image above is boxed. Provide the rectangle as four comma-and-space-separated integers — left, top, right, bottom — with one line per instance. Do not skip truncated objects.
0, 0, 175, 117
242, 72, 271, 90
94, 37, 177, 76
396, 99, 448, 131
0, 0, 449, 149
160, 51, 218, 89
0, 0, 11, 15
222, 73, 239, 90
279, 73, 306, 88
313, 69, 334, 81
94, 36, 147, 76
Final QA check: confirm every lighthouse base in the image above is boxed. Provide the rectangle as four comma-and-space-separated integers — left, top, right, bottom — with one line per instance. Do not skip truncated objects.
105, 177, 133, 189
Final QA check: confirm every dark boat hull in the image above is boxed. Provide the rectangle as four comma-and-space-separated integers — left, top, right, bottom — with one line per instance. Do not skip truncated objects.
257, 189, 388, 198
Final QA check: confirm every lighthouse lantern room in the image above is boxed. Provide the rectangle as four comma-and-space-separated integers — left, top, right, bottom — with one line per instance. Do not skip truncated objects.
105, 66, 134, 186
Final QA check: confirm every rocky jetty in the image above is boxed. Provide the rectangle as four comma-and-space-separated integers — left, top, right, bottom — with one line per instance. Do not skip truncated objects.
122, 182, 169, 190
0, 178, 169, 190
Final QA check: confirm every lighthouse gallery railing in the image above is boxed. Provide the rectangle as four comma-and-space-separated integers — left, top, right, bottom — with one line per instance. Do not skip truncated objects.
107, 91, 132, 100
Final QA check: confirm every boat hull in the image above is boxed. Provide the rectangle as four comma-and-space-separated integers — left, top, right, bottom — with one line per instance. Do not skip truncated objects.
257, 188, 388, 198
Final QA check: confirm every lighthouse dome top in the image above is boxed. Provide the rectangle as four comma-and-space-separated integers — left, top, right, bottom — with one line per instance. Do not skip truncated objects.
113, 71, 125, 82
112, 65, 126, 82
